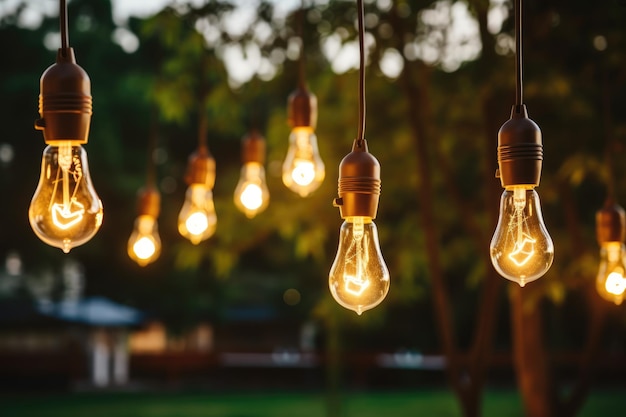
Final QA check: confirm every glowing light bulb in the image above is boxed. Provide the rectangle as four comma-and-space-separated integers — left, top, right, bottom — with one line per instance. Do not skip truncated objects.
596, 242, 626, 305
234, 162, 269, 218
282, 127, 325, 197
29, 143, 103, 253
329, 217, 389, 315
490, 187, 554, 286
178, 184, 217, 245
128, 214, 161, 266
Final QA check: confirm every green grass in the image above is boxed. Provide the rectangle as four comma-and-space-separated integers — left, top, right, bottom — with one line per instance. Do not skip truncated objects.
1, 389, 624, 417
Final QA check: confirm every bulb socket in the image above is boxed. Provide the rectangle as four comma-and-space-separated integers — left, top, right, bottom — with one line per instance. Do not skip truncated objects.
242, 130, 266, 164
137, 187, 161, 218
496, 105, 543, 188
185, 146, 216, 188
288, 87, 317, 129
596, 200, 626, 244
35, 48, 92, 144
333, 140, 381, 219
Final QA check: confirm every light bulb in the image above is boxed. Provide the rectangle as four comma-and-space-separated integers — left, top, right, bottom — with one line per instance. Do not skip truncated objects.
595, 201, 626, 305
234, 162, 269, 218
490, 187, 554, 286
178, 184, 217, 245
128, 214, 161, 266
329, 217, 389, 315
29, 143, 103, 253
282, 126, 325, 197
596, 242, 626, 305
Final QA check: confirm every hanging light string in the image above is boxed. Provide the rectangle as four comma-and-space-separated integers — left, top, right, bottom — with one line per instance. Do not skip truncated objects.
198, 102, 208, 151
60, 0, 69, 53
145, 109, 158, 189
356, 0, 366, 144
602, 70, 616, 201
297, 0, 306, 89
515, 0, 523, 107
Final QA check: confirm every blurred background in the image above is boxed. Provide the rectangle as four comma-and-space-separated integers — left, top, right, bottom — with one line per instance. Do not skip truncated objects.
1, 0, 626, 416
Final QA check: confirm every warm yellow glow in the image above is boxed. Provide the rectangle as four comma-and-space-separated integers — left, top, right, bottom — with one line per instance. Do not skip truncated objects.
128, 214, 161, 266
344, 274, 371, 296
51, 201, 85, 230
133, 237, 156, 260
490, 187, 553, 286
240, 184, 263, 210
597, 242, 626, 305
234, 162, 269, 218
508, 235, 536, 267
329, 217, 390, 315
185, 212, 209, 236
605, 272, 626, 296
282, 127, 325, 197
291, 160, 316, 186
29, 143, 103, 253
178, 184, 217, 245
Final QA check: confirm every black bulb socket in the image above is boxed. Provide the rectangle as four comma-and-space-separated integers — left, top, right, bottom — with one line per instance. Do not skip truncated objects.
287, 86, 317, 129
35, 48, 92, 145
185, 145, 216, 188
137, 187, 161, 218
333, 139, 381, 219
241, 130, 266, 165
496, 104, 543, 188
596, 200, 626, 244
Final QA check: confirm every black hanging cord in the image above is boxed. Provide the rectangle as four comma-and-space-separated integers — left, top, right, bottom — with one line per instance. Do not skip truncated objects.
146, 108, 158, 189
515, 0, 523, 107
297, 0, 306, 89
356, 0, 366, 144
60, 0, 69, 53
198, 103, 208, 151
602, 70, 616, 201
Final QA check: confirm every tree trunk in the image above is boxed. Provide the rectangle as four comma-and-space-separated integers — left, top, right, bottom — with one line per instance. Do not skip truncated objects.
389, 4, 504, 416
511, 287, 555, 417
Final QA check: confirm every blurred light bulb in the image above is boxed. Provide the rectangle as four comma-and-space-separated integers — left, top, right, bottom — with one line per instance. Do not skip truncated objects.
490, 187, 554, 286
596, 241, 626, 305
178, 184, 217, 245
29, 143, 103, 253
282, 126, 325, 197
128, 214, 161, 266
234, 162, 269, 218
329, 217, 389, 315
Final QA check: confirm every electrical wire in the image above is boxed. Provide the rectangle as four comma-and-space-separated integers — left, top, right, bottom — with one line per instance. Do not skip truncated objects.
60, 0, 69, 53
146, 108, 158, 189
356, 0, 366, 144
198, 105, 208, 151
515, 0, 523, 107
297, 0, 306, 89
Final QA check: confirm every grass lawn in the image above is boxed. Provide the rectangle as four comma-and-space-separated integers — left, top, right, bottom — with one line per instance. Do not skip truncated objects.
1, 389, 625, 417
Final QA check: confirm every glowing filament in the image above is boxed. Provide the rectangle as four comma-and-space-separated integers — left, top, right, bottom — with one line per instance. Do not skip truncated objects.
605, 271, 626, 296
50, 144, 85, 230
185, 212, 209, 236
133, 237, 156, 260
240, 184, 263, 210
508, 235, 536, 266
291, 160, 316, 186
344, 275, 371, 296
